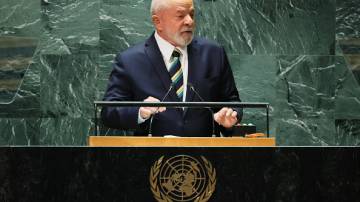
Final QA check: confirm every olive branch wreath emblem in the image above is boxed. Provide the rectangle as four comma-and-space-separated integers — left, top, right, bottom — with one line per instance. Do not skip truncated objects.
149, 156, 216, 202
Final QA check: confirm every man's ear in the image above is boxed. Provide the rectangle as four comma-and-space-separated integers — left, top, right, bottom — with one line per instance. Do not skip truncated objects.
152, 15, 162, 32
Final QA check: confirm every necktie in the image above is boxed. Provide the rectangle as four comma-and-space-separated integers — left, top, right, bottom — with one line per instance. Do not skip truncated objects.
169, 49, 183, 100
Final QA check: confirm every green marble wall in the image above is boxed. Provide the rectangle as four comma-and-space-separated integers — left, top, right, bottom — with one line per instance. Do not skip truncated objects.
0, 0, 359, 145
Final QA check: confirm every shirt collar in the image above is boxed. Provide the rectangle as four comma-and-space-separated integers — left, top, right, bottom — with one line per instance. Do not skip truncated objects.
155, 32, 186, 62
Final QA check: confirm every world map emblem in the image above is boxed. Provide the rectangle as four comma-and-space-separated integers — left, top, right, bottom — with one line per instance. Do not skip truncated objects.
150, 155, 216, 202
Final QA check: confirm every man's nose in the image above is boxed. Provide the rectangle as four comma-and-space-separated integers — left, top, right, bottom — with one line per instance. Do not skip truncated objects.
184, 15, 194, 26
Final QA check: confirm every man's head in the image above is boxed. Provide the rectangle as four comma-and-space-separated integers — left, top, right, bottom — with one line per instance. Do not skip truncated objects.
151, 0, 195, 47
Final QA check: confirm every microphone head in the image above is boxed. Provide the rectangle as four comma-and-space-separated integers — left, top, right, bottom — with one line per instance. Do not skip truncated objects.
161, 83, 175, 102
187, 82, 195, 90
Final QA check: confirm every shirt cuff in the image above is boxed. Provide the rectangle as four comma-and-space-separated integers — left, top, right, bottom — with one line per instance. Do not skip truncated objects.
137, 109, 148, 124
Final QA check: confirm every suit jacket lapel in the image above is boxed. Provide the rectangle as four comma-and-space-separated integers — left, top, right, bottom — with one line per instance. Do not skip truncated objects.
144, 34, 179, 101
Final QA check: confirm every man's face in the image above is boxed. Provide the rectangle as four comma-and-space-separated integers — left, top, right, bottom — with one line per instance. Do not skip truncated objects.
153, 0, 195, 47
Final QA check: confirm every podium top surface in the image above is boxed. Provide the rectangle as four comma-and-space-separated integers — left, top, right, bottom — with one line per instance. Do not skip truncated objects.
88, 136, 276, 147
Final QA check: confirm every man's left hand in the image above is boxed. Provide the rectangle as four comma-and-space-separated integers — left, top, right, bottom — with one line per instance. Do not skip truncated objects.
214, 107, 238, 128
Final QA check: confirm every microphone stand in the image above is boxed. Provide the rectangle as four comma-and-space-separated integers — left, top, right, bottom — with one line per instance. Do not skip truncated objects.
148, 84, 174, 136
188, 83, 216, 137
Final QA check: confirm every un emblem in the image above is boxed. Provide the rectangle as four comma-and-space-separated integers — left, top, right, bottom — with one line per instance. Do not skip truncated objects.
150, 155, 216, 202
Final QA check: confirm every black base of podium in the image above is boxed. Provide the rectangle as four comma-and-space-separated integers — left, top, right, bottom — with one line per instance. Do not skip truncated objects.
0, 147, 359, 202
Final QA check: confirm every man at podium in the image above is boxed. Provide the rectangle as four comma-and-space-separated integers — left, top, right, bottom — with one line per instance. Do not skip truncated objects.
101, 0, 242, 137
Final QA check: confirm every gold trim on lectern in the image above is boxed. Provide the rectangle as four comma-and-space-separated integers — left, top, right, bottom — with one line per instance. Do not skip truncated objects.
88, 136, 276, 147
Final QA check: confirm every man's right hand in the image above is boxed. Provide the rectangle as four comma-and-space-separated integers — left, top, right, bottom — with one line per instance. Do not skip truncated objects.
139, 96, 166, 120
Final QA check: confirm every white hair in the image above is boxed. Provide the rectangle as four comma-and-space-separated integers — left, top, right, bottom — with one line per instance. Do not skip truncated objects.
150, 0, 172, 15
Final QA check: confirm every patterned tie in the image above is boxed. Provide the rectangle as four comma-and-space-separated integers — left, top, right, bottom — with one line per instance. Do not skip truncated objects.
169, 49, 183, 100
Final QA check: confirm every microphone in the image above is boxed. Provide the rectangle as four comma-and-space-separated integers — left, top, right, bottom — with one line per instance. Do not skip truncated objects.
187, 83, 216, 137
148, 83, 174, 136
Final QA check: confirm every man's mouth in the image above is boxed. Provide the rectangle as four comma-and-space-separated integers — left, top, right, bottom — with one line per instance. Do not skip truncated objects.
182, 30, 193, 34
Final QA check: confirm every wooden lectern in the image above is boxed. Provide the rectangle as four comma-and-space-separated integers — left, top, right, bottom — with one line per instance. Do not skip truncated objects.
88, 136, 276, 147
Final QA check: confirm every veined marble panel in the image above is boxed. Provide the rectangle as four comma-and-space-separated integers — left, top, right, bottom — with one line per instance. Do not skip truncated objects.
0, 118, 40, 145
39, 117, 91, 145
40, 54, 97, 119
336, 0, 360, 54
0, 37, 38, 103
100, 0, 152, 54
0, 53, 40, 118
229, 54, 277, 135
39, 0, 100, 54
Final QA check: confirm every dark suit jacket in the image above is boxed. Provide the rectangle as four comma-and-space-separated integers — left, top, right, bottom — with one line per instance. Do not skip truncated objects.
101, 33, 242, 136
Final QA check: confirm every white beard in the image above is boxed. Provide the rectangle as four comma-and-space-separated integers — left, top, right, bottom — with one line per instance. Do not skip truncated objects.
166, 30, 193, 47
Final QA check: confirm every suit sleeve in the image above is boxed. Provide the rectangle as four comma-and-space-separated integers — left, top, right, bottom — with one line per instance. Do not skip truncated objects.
100, 54, 140, 130
217, 47, 243, 135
